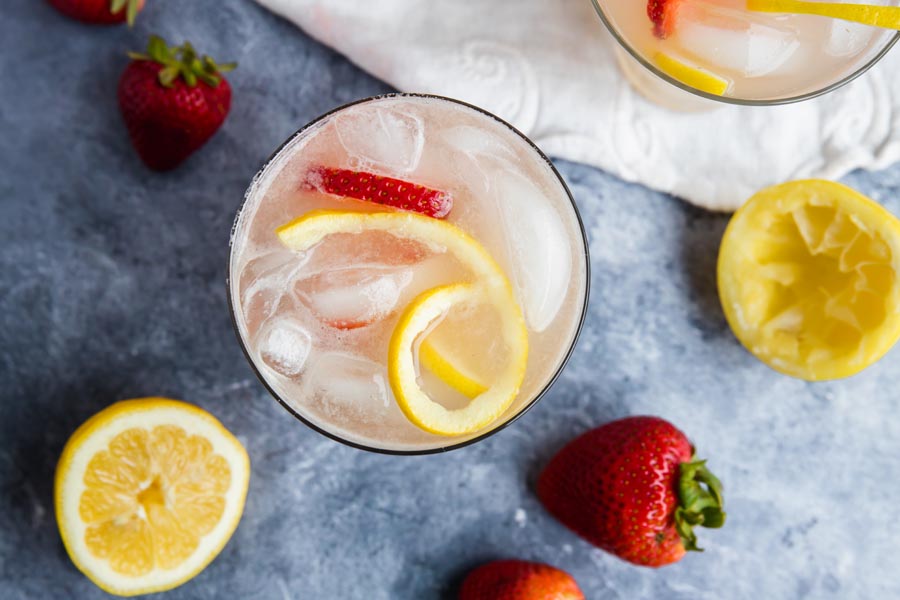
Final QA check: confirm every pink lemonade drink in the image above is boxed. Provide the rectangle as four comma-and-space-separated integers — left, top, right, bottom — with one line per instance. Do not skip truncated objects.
591, 0, 899, 103
228, 95, 589, 453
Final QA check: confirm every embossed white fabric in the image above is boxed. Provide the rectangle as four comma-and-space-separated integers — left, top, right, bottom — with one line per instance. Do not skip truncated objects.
255, 0, 900, 211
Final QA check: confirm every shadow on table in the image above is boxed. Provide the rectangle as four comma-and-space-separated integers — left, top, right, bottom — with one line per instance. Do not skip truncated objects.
676, 201, 731, 338
3, 373, 136, 571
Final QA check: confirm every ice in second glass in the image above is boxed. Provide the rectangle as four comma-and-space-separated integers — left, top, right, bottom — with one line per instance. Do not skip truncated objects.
593, 0, 898, 101
229, 96, 588, 452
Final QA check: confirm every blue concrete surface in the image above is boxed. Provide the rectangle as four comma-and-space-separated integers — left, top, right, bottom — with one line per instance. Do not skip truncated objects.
3, 0, 900, 598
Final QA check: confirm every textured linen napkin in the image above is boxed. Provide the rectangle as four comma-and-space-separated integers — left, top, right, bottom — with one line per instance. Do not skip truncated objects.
255, 0, 900, 211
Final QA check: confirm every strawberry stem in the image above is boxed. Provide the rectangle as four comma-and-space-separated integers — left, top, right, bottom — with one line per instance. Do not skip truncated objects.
674, 459, 726, 552
128, 35, 236, 89
110, 0, 143, 26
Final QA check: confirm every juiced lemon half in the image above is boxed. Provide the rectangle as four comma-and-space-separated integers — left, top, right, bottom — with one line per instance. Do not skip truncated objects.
277, 210, 528, 435
55, 398, 250, 596
718, 180, 900, 380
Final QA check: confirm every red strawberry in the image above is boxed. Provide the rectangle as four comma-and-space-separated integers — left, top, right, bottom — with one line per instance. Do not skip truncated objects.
538, 416, 725, 568
647, 0, 681, 38
118, 35, 235, 171
47, 0, 144, 25
459, 560, 584, 600
307, 167, 453, 218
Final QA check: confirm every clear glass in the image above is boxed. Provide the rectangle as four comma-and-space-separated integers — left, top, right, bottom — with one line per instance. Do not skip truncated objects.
227, 94, 590, 454
590, 0, 900, 106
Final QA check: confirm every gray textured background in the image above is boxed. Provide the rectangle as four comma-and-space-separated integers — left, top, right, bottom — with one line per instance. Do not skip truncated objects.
3, 1, 900, 598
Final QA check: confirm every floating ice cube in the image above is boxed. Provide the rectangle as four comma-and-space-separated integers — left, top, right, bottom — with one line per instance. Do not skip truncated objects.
295, 267, 414, 329
238, 249, 300, 285
257, 317, 312, 377
441, 125, 519, 193
303, 352, 390, 420
333, 106, 424, 173
441, 125, 518, 162
489, 171, 572, 332
675, 4, 801, 78
239, 250, 310, 333
823, 21, 874, 58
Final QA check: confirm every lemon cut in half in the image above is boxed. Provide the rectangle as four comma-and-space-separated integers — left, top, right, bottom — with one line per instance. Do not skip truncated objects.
55, 398, 250, 596
718, 180, 900, 380
277, 210, 529, 436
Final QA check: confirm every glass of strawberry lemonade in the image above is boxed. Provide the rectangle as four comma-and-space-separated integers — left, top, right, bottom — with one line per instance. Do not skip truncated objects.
228, 94, 589, 453
590, 0, 900, 106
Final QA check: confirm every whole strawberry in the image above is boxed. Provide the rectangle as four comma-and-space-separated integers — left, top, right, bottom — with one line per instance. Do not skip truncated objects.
538, 416, 725, 568
47, 0, 144, 25
118, 35, 235, 171
459, 560, 584, 600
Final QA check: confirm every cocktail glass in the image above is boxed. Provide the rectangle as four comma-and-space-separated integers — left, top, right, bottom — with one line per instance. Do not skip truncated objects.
227, 94, 590, 454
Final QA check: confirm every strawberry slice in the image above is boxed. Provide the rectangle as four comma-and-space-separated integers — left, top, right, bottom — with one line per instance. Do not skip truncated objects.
306, 167, 453, 218
648, 0, 682, 38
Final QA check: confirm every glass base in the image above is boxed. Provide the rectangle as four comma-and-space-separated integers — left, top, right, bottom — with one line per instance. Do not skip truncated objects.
614, 46, 719, 113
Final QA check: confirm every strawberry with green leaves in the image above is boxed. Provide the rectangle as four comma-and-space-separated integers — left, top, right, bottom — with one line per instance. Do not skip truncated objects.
538, 416, 726, 567
47, 0, 144, 25
118, 35, 235, 171
459, 560, 584, 600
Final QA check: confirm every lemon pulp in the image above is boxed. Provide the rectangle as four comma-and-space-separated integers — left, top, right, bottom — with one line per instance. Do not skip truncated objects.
718, 180, 900, 380
55, 398, 250, 596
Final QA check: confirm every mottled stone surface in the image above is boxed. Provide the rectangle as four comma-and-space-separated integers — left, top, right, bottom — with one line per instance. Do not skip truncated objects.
3, 1, 900, 598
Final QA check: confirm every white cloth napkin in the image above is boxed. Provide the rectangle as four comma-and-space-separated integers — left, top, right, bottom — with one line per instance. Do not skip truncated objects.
255, 0, 900, 211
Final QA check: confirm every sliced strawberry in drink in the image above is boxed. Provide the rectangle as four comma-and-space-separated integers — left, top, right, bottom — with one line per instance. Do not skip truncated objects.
306, 167, 453, 219
648, 0, 683, 38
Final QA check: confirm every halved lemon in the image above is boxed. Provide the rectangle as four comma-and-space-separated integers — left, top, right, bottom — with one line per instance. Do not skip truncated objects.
718, 180, 900, 380
653, 52, 729, 96
277, 210, 528, 435
55, 398, 250, 597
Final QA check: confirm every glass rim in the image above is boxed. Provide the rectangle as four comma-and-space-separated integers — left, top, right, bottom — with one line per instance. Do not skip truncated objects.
588, 0, 900, 106
225, 92, 592, 456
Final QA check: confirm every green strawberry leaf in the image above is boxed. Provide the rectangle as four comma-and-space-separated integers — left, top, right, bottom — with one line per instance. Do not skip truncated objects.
674, 458, 727, 552
128, 35, 237, 88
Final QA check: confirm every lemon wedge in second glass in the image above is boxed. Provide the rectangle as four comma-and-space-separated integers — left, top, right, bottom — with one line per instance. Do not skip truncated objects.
653, 52, 729, 96
718, 179, 900, 380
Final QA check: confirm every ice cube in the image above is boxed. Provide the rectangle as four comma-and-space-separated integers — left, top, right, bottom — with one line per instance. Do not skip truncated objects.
489, 171, 572, 332
675, 3, 801, 78
238, 249, 300, 288
239, 250, 309, 333
302, 231, 429, 275
303, 352, 391, 421
257, 317, 312, 377
441, 125, 518, 162
441, 125, 519, 193
333, 106, 424, 173
294, 267, 414, 329
823, 21, 874, 58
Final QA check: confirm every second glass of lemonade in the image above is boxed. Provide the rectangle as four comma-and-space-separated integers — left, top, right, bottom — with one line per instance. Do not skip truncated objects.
228, 94, 589, 453
590, 0, 900, 105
